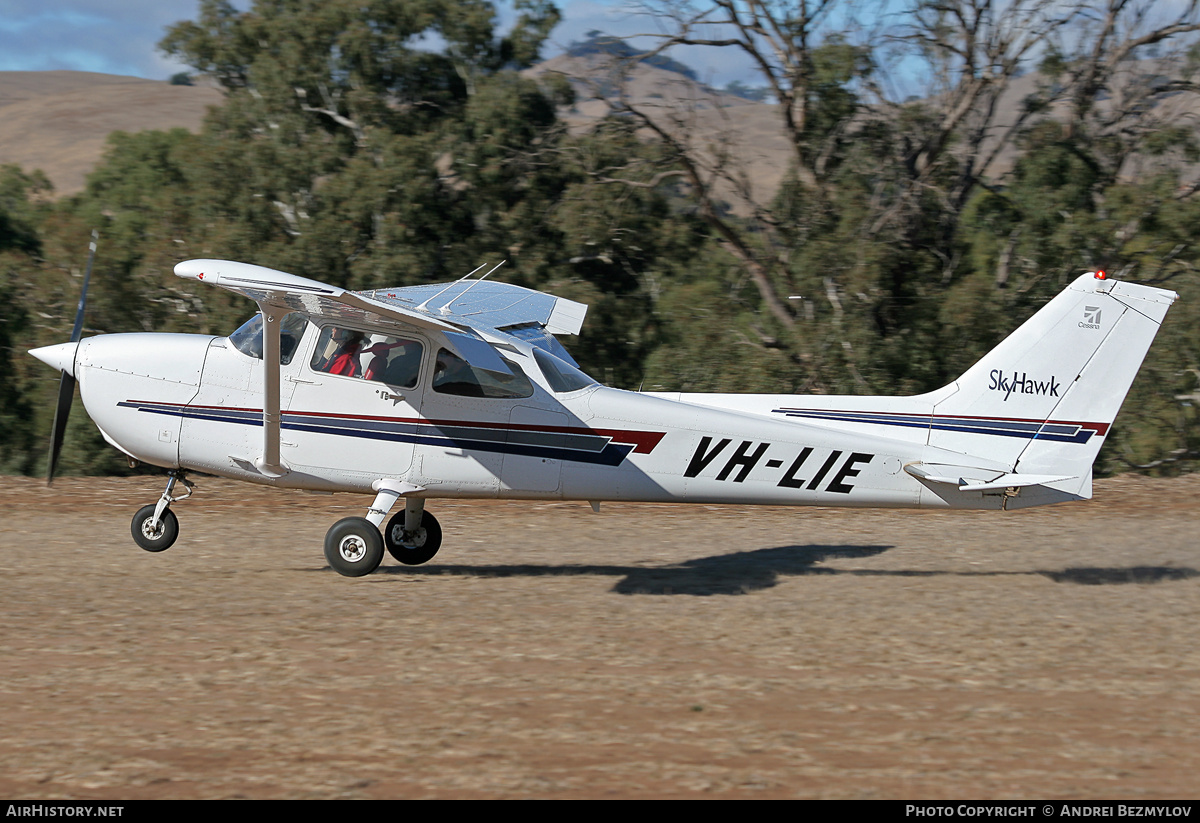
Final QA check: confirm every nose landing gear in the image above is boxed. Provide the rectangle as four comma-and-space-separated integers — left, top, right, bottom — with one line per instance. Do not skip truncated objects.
130, 471, 192, 552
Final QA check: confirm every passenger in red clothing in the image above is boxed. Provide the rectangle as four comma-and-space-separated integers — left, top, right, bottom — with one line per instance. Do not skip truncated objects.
327, 332, 366, 377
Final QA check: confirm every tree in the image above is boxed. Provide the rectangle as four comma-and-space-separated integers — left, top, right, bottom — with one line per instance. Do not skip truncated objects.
587, 2, 1200, 390
152, 0, 694, 387
0, 166, 50, 473
156, 0, 563, 286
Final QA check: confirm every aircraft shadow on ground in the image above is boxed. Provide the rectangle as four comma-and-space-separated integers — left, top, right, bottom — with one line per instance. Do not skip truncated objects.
369, 543, 887, 595
1040, 566, 1200, 585
362, 544, 1200, 596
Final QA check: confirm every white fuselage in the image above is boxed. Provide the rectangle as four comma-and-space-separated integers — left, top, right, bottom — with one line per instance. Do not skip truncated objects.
69, 322, 1054, 514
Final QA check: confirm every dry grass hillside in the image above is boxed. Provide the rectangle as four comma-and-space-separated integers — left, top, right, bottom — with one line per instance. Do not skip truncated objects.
0, 71, 223, 196
527, 54, 792, 210
2, 63, 793, 203
4, 59, 1196, 206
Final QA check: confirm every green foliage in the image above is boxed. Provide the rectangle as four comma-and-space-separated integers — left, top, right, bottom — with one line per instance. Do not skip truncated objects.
0, 252, 36, 473
0, 165, 51, 255
0, 167, 53, 473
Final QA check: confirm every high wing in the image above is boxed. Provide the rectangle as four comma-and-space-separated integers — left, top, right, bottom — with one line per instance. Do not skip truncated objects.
173, 259, 587, 365
173, 258, 589, 475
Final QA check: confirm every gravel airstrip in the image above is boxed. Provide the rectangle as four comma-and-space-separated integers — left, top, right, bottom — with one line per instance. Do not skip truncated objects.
1, 474, 1197, 799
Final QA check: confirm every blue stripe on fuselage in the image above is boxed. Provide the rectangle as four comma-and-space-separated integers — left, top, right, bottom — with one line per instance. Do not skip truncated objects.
118, 401, 635, 466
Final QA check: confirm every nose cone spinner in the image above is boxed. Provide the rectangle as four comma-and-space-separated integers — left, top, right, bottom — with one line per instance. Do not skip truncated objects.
29, 342, 79, 376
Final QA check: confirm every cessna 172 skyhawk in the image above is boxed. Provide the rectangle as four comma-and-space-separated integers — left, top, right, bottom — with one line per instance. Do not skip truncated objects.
29, 258, 1177, 577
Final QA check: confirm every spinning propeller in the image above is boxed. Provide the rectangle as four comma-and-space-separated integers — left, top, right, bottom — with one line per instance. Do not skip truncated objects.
46, 230, 98, 484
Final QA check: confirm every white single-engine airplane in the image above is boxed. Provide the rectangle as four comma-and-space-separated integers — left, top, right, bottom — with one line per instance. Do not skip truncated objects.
29, 256, 1177, 577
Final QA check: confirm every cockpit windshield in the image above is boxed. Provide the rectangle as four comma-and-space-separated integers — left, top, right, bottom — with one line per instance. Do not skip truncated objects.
531, 347, 598, 393
229, 312, 310, 364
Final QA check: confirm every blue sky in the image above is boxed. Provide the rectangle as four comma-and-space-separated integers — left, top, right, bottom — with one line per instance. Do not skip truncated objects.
0, 0, 760, 86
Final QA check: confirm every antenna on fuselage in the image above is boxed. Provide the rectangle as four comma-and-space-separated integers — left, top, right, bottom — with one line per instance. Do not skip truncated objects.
415, 262, 488, 313
438, 260, 505, 315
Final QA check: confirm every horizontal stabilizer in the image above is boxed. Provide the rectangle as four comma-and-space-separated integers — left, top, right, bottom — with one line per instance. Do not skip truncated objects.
904, 462, 1074, 491
959, 473, 1076, 492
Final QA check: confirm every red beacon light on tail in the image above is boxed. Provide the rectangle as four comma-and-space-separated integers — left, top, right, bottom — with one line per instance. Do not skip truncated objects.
1094, 270, 1107, 279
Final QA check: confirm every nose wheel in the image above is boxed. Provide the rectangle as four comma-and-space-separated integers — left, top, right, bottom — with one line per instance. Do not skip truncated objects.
131, 505, 179, 552
130, 472, 192, 553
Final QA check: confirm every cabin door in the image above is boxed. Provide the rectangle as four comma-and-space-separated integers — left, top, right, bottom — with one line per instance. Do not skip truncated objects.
283, 324, 427, 483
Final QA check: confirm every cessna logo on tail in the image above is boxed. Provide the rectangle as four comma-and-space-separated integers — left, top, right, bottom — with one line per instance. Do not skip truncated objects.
1079, 306, 1102, 329
989, 370, 1061, 401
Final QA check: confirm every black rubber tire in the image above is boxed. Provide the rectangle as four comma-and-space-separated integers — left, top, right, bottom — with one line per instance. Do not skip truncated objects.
324, 517, 384, 577
131, 505, 179, 553
384, 510, 442, 566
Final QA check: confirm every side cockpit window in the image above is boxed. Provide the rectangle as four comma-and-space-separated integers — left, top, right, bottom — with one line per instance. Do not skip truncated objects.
310, 325, 424, 387
432, 348, 533, 398
229, 312, 310, 365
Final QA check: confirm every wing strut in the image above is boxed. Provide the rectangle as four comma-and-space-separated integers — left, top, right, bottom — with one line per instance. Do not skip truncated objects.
255, 300, 288, 477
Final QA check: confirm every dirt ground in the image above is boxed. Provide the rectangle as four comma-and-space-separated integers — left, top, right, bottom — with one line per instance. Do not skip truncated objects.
0, 473, 1197, 799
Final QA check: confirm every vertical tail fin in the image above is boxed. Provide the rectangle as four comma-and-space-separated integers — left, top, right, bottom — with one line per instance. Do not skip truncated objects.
927, 272, 1177, 497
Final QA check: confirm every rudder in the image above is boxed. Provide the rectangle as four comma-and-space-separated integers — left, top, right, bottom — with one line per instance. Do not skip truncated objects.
926, 272, 1177, 497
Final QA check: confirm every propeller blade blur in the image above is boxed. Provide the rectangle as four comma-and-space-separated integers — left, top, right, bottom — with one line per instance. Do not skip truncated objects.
46, 230, 97, 485
47, 372, 76, 485
69, 230, 98, 344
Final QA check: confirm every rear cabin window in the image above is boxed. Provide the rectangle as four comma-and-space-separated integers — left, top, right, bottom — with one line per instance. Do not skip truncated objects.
229, 312, 310, 365
310, 326, 424, 387
432, 348, 533, 399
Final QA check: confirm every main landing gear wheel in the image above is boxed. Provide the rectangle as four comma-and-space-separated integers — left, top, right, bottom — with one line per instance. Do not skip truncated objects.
324, 517, 384, 577
131, 505, 179, 552
384, 510, 442, 566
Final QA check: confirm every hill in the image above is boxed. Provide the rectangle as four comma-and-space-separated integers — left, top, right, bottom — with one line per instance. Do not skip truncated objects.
0, 71, 223, 196
525, 53, 792, 210
3, 60, 1194, 207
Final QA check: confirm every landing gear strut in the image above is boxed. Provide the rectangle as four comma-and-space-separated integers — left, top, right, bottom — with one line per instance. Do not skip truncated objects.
323, 484, 442, 577
131, 471, 192, 552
